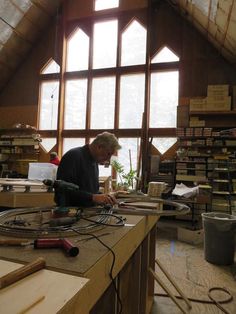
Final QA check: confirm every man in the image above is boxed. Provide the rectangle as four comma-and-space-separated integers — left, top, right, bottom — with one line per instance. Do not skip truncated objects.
55, 132, 121, 207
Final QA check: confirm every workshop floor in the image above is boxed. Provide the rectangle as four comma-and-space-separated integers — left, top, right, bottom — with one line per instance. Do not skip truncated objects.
150, 218, 236, 314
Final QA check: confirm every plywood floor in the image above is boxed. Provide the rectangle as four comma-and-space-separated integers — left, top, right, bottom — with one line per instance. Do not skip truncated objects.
151, 219, 236, 314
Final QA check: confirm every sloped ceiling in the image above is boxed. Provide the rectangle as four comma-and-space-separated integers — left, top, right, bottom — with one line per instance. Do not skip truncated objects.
0, 0, 235, 93
0, 0, 62, 92
168, 0, 236, 66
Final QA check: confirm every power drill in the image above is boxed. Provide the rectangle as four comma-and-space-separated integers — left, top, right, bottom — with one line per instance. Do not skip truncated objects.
43, 179, 80, 216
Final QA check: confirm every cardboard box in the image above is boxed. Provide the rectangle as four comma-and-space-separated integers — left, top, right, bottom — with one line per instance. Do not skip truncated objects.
189, 98, 206, 112
207, 85, 229, 97
206, 96, 231, 111
177, 227, 204, 245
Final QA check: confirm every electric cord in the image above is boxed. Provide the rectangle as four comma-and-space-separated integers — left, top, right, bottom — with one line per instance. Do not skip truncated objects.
70, 227, 123, 314
80, 213, 125, 227
155, 286, 233, 314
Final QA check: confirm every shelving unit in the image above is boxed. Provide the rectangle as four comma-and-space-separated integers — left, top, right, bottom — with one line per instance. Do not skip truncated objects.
176, 127, 236, 216
0, 128, 41, 177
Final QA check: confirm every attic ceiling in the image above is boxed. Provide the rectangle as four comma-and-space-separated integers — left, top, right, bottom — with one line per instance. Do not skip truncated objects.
0, 0, 235, 93
169, 0, 236, 66
0, 0, 62, 92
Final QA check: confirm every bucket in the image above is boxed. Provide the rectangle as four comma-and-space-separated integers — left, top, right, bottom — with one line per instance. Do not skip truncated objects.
201, 212, 236, 265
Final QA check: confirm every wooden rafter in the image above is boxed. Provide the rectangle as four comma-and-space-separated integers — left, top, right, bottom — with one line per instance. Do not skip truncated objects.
30, 0, 55, 18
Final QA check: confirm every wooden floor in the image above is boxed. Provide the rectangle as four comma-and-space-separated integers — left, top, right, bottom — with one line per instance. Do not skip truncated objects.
151, 219, 236, 314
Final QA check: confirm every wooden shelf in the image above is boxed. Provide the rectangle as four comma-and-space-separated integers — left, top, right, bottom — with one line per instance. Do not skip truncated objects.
189, 111, 236, 115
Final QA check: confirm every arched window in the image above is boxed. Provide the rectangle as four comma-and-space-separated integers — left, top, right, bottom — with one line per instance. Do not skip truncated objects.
121, 19, 147, 66
66, 28, 89, 72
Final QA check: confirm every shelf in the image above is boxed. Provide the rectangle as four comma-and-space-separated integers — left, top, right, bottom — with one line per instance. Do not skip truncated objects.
189, 111, 236, 115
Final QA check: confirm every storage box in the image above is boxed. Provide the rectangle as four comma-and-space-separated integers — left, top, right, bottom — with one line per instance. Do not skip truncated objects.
189, 98, 206, 112
206, 96, 231, 111
207, 85, 229, 97
28, 163, 58, 181
177, 227, 204, 245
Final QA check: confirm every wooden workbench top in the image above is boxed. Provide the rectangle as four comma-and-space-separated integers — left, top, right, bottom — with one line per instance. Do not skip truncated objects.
0, 215, 158, 276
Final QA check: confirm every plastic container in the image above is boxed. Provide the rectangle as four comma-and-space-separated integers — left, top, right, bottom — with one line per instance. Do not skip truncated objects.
201, 212, 236, 265
28, 163, 58, 181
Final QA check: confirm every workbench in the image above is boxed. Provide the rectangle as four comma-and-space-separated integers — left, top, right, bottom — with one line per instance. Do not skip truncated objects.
0, 179, 55, 208
0, 214, 158, 314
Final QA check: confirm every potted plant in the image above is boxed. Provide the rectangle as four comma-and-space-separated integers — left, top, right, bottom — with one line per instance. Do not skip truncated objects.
111, 160, 138, 191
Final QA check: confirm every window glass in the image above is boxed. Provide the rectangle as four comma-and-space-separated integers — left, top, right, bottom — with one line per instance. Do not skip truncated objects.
63, 138, 85, 155
66, 29, 89, 71
121, 20, 147, 66
151, 46, 179, 63
64, 79, 87, 129
95, 0, 119, 11
152, 138, 177, 155
119, 74, 145, 128
39, 81, 59, 130
99, 165, 112, 177
150, 71, 179, 128
91, 76, 116, 129
40, 138, 57, 153
117, 138, 140, 185
41, 59, 60, 74
93, 20, 118, 69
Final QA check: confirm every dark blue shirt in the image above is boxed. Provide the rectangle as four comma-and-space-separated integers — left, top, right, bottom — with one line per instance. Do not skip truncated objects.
55, 145, 99, 206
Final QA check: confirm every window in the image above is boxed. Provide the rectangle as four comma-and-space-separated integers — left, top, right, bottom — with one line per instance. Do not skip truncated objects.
150, 71, 179, 128
152, 138, 177, 155
66, 29, 89, 72
38, 11, 180, 184
64, 79, 87, 129
94, 0, 119, 11
121, 20, 147, 66
63, 138, 85, 155
41, 59, 60, 74
151, 46, 179, 63
39, 81, 59, 130
40, 138, 57, 153
91, 77, 116, 129
93, 20, 118, 69
119, 74, 145, 128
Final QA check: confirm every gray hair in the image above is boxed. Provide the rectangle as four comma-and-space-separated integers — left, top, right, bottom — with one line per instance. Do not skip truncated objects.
92, 132, 121, 151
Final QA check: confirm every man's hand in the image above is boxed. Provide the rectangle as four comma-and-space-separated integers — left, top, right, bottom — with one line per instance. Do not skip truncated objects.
92, 193, 117, 205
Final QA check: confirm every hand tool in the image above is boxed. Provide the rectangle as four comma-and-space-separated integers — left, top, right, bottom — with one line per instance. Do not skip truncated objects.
34, 238, 79, 257
0, 238, 79, 257
0, 257, 46, 289
43, 179, 80, 216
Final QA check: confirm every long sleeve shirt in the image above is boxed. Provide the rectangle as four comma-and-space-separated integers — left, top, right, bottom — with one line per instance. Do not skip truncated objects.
55, 145, 99, 207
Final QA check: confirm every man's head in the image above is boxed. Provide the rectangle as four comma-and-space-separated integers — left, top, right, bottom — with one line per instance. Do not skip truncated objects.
90, 132, 121, 163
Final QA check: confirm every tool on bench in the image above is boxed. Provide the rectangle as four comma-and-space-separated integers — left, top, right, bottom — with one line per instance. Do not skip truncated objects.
44, 179, 190, 219
0, 257, 46, 289
34, 238, 79, 257
43, 179, 80, 216
0, 238, 79, 257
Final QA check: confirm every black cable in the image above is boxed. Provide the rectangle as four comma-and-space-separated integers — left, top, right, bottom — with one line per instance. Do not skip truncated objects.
80, 213, 125, 227
70, 227, 123, 314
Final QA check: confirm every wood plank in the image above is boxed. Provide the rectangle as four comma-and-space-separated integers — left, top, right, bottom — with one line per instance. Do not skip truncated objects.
0, 259, 89, 314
